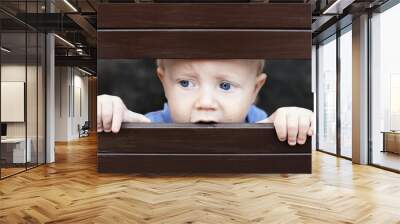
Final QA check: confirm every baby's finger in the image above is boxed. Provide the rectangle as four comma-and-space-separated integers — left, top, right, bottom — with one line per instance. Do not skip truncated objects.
111, 102, 124, 133
297, 116, 309, 145
97, 98, 103, 132
308, 114, 315, 136
287, 113, 299, 146
258, 117, 272, 123
123, 110, 151, 123
101, 100, 113, 132
256, 116, 273, 124
274, 111, 287, 142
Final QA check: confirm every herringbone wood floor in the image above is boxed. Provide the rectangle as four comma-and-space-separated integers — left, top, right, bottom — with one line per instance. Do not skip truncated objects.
1, 135, 400, 224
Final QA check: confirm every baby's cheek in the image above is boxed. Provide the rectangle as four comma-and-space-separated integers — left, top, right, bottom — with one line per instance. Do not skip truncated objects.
171, 108, 191, 122
168, 96, 193, 122
220, 96, 250, 122
226, 108, 249, 122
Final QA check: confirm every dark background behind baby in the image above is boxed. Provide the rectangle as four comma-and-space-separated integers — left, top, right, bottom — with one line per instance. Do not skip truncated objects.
98, 59, 313, 116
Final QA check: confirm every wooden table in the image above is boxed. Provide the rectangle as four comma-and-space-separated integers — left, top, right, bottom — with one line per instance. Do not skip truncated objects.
381, 131, 400, 154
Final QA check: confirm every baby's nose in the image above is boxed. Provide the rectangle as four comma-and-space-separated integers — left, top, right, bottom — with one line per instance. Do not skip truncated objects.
195, 90, 218, 111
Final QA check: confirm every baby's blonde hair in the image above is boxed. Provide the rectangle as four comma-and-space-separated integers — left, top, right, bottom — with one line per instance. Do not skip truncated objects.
156, 59, 265, 75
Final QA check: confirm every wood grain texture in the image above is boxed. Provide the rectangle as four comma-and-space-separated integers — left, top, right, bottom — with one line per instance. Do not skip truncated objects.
1, 136, 400, 223
97, 123, 311, 173
88, 77, 97, 133
98, 154, 311, 173
98, 30, 311, 59
97, 3, 311, 29
98, 123, 311, 154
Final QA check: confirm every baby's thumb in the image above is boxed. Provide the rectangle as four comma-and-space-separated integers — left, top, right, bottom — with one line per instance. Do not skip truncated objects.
123, 110, 151, 123
257, 111, 278, 124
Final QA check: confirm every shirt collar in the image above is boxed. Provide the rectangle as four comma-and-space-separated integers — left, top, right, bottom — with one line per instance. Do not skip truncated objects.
161, 103, 173, 123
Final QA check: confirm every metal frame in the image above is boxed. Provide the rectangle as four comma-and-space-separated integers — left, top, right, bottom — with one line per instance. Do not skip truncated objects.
367, 10, 373, 166
336, 27, 341, 157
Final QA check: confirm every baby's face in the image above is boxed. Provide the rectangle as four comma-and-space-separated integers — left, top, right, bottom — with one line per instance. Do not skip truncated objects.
157, 59, 267, 123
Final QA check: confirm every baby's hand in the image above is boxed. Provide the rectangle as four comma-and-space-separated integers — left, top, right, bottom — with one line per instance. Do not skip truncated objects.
97, 94, 150, 133
257, 107, 314, 146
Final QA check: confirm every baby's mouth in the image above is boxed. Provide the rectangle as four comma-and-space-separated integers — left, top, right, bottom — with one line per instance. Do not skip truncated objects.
195, 120, 218, 124
191, 115, 220, 124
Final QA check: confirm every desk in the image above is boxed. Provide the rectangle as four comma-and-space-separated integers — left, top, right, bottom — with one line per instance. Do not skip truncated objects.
1, 138, 31, 164
382, 131, 400, 154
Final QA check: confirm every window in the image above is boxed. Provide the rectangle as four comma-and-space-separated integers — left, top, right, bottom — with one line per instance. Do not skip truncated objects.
370, 2, 400, 171
339, 27, 352, 158
317, 35, 337, 154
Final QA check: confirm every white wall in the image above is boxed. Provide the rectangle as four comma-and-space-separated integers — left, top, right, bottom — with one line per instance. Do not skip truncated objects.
55, 67, 89, 141
1, 65, 26, 128
71, 72, 89, 139
55, 66, 69, 141
1, 63, 46, 164
1, 65, 37, 138
1, 82, 25, 122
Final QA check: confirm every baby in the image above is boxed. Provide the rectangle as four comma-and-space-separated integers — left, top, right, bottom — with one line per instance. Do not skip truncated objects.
97, 59, 314, 146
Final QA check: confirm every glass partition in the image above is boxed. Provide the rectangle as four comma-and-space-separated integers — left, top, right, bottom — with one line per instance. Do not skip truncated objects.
1, 15, 28, 177
0, 1, 46, 179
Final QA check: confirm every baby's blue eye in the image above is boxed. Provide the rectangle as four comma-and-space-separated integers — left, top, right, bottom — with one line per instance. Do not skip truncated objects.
179, 80, 190, 87
219, 82, 231, 91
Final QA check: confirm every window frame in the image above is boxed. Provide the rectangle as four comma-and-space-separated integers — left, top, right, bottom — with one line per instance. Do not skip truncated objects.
315, 16, 353, 161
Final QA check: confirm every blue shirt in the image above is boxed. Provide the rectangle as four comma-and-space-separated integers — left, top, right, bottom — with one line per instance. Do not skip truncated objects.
145, 103, 268, 123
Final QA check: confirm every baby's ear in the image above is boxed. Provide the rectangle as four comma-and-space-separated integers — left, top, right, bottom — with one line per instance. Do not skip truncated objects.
156, 66, 169, 101
252, 73, 267, 103
255, 73, 267, 92
156, 67, 165, 83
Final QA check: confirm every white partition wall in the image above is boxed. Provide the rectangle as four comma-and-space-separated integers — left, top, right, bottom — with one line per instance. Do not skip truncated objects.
54, 67, 89, 142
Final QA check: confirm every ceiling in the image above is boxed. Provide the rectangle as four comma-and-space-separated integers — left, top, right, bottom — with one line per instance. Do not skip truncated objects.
0, 0, 391, 72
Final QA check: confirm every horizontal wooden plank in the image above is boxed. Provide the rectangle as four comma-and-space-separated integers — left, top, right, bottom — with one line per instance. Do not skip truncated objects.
98, 123, 311, 154
97, 154, 311, 173
97, 3, 311, 30
98, 30, 311, 59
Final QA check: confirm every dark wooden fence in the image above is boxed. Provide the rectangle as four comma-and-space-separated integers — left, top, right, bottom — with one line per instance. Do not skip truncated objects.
97, 2, 312, 173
